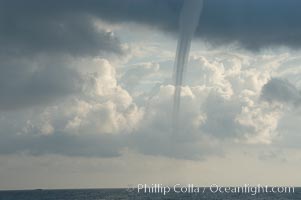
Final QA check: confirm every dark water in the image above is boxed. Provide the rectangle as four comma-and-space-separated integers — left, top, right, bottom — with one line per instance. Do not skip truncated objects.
0, 188, 299, 200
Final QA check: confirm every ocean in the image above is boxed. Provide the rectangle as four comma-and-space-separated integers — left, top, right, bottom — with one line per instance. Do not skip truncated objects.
0, 188, 300, 200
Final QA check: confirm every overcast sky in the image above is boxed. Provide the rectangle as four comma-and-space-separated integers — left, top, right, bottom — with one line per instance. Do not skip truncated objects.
1, 0, 301, 189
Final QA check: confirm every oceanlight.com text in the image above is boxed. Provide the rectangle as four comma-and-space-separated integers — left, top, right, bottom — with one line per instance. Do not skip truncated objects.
131, 184, 295, 196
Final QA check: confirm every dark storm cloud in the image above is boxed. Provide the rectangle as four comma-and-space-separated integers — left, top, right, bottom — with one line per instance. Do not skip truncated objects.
261, 78, 301, 105
0, 0, 124, 56
88, 0, 301, 49
2, 0, 301, 52
67, 0, 301, 50
0, 57, 83, 110
198, 0, 301, 49
0, 0, 125, 110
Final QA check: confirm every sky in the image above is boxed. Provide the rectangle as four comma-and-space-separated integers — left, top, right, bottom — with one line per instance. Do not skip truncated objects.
1, 0, 301, 189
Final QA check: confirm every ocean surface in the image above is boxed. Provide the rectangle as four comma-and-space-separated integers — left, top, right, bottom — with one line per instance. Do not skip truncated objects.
0, 188, 300, 200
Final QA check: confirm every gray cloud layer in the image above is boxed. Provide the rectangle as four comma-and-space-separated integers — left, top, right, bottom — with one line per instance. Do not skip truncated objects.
2, 0, 301, 51
0, 131, 124, 157
0, 0, 124, 57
